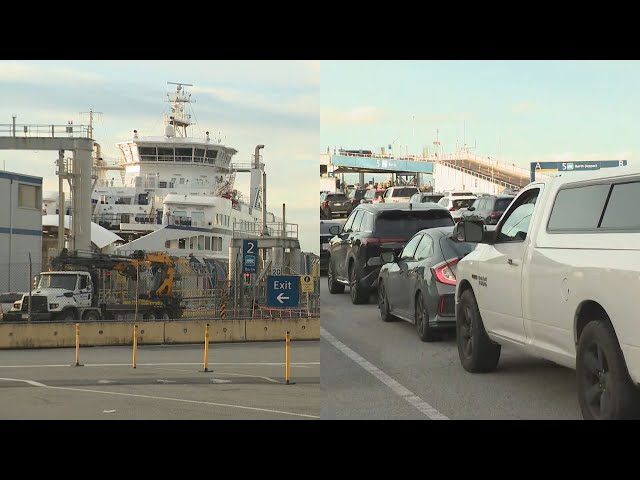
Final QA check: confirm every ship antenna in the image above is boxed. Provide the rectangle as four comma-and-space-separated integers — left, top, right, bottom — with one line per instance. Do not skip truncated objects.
166, 82, 194, 137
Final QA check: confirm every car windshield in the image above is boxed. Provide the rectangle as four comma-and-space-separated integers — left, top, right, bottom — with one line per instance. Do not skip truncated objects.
452, 199, 475, 209
38, 274, 77, 290
391, 187, 419, 197
375, 210, 454, 236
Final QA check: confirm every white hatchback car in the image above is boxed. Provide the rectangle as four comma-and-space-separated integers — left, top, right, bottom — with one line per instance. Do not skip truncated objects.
382, 186, 420, 203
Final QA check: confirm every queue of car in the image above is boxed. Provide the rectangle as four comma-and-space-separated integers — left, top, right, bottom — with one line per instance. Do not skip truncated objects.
325, 169, 640, 420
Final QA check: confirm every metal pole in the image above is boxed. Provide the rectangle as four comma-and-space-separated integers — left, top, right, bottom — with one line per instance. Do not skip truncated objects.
203, 323, 210, 372
132, 324, 138, 369
134, 262, 139, 321
58, 150, 65, 251
28, 252, 32, 322
285, 331, 291, 385
74, 323, 83, 367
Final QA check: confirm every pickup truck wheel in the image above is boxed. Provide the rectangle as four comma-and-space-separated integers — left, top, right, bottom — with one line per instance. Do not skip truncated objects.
327, 259, 345, 294
158, 310, 171, 320
58, 309, 78, 322
416, 292, 438, 342
143, 312, 157, 320
378, 281, 395, 322
82, 311, 100, 321
577, 321, 640, 420
349, 263, 369, 305
457, 289, 501, 372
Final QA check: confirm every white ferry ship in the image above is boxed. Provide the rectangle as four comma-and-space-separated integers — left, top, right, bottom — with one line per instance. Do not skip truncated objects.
43, 82, 280, 281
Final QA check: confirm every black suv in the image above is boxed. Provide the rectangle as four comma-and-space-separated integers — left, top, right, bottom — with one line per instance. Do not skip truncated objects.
460, 194, 515, 225
320, 192, 353, 219
327, 203, 454, 304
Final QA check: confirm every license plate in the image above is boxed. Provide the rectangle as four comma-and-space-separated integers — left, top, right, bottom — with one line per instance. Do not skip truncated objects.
322, 244, 329, 250
334, 203, 341, 206
21, 314, 29, 319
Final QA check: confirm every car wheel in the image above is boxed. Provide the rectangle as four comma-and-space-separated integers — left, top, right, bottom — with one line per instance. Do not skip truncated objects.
456, 289, 500, 372
327, 259, 345, 294
143, 311, 157, 320
577, 320, 640, 420
378, 281, 395, 322
349, 262, 369, 305
82, 310, 100, 321
158, 310, 171, 320
416, 291, 438, 342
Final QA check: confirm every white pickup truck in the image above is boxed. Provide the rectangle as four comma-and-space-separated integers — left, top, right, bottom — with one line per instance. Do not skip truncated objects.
453, 167, 640, 420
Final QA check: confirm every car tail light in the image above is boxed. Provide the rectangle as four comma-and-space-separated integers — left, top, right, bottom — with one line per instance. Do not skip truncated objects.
448, 206, 455, 211
433, 258, 460, 285
322, 201, 329, 208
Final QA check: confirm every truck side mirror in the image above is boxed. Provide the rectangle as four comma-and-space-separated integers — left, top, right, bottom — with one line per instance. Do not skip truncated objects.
453, 220, 484, 243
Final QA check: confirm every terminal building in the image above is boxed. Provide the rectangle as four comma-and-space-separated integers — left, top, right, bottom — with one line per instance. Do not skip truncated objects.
0, 170, 43, 293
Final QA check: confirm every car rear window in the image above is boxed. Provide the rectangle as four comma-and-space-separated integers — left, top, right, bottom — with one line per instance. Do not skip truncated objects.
375, 210, 454, 236
494, 198, 514, 211
326, 194, 348, 201
391, 187, 419, 197
320, 222, 340, 235
439, 236, 476, 259
450, 191, 474, 196
452, 199, 475, 209
353, 190, 367, 200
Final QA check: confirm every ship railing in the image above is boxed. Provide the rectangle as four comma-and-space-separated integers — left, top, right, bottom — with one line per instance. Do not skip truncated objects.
0, 123, 91, 138
232, 221, 298, 239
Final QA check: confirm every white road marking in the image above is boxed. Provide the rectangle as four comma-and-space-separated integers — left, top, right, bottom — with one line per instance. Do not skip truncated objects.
321, 327, 449, 420
103, 410, 116, 413
0, 377, 319, 419
0, 362, 318, 368
210, 378, 232, 384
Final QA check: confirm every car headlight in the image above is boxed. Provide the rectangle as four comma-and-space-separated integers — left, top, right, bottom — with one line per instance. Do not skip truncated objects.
49, 303, 59, 309
13, 302, 21, 309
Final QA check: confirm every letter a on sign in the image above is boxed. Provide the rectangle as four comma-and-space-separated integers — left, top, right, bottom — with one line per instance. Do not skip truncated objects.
535, 162, 541, 170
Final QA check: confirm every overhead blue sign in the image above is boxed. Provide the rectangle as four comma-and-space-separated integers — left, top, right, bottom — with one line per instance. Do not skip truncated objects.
530, 160, 628, 182
331, 154, 433, 174
267, 275, 300, 308
243, 239, 257, 274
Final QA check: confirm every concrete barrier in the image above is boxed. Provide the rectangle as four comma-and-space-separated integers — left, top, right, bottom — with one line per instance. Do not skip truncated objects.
164, 320, 245, 344
0, 317, 318, 349
245, 317, 320, 341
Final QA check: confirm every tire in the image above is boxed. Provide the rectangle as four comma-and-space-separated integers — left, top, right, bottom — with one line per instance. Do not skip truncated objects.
58, 309, 77, 322
378, 280, 395, 322
82, 310, 100, 321
349, 262, 369, 305
158, 310, 171, 320
416, 292, 438, 342
576, 320, 640, 420
456, 289, 500, 372
143, 311, 157, 320
327, 258, 345, 294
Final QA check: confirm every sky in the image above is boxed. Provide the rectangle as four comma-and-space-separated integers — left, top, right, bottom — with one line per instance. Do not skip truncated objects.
321, 60, 639, 184
0, 60, 319, 254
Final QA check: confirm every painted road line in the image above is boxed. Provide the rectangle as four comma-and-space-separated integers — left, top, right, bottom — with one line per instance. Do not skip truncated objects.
0, 377, 319, 419
0, 362, 319, 368
321, 327, 449, 420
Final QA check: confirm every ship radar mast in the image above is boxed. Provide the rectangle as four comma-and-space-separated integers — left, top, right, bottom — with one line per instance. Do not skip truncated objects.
166, 82, 194, 137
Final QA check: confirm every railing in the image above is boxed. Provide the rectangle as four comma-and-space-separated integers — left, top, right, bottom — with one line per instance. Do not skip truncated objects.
438, 159, 529, 189
0, 123, 91, 138
232, 221, 299, 239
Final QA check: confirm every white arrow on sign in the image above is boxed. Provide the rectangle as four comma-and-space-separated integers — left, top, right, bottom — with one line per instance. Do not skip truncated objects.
277, 293, 290, 304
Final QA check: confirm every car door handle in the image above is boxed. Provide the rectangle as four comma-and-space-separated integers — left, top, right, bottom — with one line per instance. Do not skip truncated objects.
507, 258, 520, 266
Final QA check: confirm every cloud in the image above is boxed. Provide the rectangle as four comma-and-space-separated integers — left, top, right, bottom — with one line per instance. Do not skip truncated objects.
321, 106, 383, 125
511, 101, 535, 114
0, 62, 105, 86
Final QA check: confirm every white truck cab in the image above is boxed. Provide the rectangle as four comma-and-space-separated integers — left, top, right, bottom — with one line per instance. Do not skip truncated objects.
454, 167, 640, 419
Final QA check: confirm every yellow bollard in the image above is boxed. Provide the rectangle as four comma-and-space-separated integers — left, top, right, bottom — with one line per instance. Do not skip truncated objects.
285, 331, 291, 384
133, 324, 138, 369
203, 323, 210, 372
73, 323, 83, 367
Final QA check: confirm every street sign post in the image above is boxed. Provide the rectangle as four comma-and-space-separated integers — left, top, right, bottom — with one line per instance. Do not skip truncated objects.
243, 239, 257, 274
301, 274, 313, 293
267, 275, 300, 308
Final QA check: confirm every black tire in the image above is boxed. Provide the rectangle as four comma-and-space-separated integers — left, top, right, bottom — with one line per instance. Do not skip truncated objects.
327, 258, 345, 294
82, 310, 100, 321
378, 280, 395, 322
158, 310, 171, 320
456, 289, 500, 372
576, 320, 640, 420
349, 262, 369, 305
416, 291, 438, 342
143, 311, 157, 320
58, 309, 78, 322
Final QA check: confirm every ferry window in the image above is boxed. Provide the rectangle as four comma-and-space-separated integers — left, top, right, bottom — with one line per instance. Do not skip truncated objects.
205, 236, 211, 250
138, 146, 157, 162
159, 181, 167, 188
194, 148, 205, 163
178, 238, 186, 249
215, 214, 219, 225
165, 240, 170, 248
190, 236, 196, 249
18, 184, 40, 209
547, 184, 609, 231
176, 148, 193, 162
600, 181, 640, 229
216, 237, 223, 251
206, 149, 218, 159
198, 235, 204, 250
191, 211, 204, 227
157, 147, 174, 161
170, 178, 176, 187
179, 178, 185, 185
